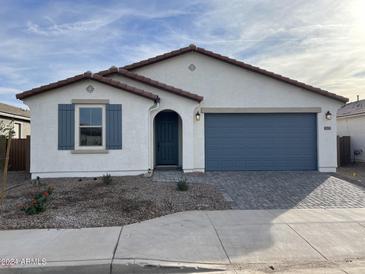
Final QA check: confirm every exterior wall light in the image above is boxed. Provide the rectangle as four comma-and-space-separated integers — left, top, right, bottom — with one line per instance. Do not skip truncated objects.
195, 111, 201, 121
325, 111, 332, 120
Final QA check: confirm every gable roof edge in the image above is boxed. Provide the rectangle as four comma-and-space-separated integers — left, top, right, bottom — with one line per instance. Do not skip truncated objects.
16, 72, 160, 102
97, 67, 203, 102
123, 44, 348, 103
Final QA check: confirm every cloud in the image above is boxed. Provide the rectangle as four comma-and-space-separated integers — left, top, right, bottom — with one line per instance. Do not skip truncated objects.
352, 71, 365, 78
179, 0, 365, 101
0, 99, 28, 109
26, 16, 121, 36
0, 87, 20, 95
0, 0, 364, 103
25, 4, 193, 37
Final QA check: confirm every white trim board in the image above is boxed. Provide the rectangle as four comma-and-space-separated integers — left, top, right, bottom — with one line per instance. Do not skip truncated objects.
201, 107, 322, 113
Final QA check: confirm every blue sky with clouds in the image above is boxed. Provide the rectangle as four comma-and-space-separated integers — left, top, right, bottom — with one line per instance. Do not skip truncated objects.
1, 0, 364, 108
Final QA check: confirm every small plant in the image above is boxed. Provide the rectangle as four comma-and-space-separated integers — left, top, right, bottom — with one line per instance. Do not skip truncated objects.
102, 174, 112, 185
164, 198, 174, 210
21, 187, 53, 215
47, 186, 54, 195
32, 176, 41, 186
177, 177, 189, 191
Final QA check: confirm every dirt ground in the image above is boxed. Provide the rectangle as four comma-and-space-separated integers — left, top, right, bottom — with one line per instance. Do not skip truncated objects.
0, 175, 231, 230
336, 162, 365, 187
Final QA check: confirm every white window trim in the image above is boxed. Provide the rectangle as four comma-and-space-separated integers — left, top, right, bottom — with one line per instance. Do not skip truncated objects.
75, 104, 106, 150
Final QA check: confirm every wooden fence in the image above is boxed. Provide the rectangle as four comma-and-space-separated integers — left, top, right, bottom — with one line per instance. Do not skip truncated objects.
0, 136, 5, 172
0, 135, 30, 172
337, 136, 351, 167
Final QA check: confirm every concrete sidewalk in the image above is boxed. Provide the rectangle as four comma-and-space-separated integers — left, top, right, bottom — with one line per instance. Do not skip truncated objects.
0, 209, 365, 273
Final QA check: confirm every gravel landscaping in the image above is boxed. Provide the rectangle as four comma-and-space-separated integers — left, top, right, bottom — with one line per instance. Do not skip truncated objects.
0, 175, 231, 230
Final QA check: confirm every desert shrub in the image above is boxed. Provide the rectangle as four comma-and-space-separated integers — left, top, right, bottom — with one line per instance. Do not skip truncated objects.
177, 177, 189, 191
21, 187, 53, 215
102, 174, 112, 185
164, 199, 174, 210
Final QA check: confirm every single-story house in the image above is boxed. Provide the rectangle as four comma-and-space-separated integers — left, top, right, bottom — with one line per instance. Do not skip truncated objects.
337, 99, 365, 162
16, 45, 348, 178
0, 103, 30, 139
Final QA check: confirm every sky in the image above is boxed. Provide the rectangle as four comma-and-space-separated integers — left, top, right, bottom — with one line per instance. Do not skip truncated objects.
0, 0, 364, 108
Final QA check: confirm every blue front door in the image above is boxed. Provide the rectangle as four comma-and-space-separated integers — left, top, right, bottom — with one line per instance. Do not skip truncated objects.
155, 112, 179, 165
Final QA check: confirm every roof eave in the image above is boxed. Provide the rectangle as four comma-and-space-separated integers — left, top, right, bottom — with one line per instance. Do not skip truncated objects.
337, 112, 365, 119
0, 111, 31, 121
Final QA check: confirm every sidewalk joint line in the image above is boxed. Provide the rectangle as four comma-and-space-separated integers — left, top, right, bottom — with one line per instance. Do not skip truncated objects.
110, 226, 124, 274
204, 212, 232, 264
287, 224, 328, 261
114, 257, 228, 266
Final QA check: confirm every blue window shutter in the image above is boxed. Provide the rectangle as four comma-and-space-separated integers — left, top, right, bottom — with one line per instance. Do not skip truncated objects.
58, 104, 75, 150
106, 104, 122, 149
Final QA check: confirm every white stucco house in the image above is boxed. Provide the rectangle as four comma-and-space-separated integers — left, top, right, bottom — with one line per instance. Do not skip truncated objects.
16, 45, 348, 179
337, 99, 365, 162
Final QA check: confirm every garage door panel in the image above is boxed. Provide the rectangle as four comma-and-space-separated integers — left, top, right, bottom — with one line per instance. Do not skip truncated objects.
207, 159, 314, 171
206, 130, 313, 138
206, 137, 315, 144
207, 116, 315, 128
208, 153, 316, 160
206, 126, 316, 135
205, 113, 317, 171
207, 151, 316, 158
206, 150, 313, 156
206, 139, 313, 149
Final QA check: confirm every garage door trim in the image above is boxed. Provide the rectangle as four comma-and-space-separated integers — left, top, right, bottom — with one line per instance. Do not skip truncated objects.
204, 113, 318, 171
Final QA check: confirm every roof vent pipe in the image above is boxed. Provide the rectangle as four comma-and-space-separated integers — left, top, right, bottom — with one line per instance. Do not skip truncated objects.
357, 95, 360, 101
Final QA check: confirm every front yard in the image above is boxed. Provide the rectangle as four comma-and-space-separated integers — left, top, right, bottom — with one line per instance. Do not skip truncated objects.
0, 175, 231, 230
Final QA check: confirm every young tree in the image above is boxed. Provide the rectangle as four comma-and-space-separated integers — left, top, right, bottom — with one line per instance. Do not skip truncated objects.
0, 120, 14, 206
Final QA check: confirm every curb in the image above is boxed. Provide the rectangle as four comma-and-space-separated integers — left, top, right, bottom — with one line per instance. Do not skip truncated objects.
112, 259, 228, 273
0, 260, 111, 274
0, 259, 228, 274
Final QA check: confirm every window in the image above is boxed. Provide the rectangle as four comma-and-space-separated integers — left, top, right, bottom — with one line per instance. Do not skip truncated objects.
80, 108, 102, 146
75, 105, 105, 149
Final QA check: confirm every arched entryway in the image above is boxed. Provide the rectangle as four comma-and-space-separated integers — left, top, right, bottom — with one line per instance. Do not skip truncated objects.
154, 110, 182, 168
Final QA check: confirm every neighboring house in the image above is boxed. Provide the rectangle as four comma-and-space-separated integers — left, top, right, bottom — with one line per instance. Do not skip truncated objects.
16, 45, 348, 179
337, 99, 365, 162
0, 102, 30, 139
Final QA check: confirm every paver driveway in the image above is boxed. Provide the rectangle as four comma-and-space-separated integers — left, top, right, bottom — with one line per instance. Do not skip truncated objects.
153, 171, 365, 209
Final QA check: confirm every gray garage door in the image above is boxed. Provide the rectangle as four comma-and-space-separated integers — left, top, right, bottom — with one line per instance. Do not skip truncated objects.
205, 113, 317, 171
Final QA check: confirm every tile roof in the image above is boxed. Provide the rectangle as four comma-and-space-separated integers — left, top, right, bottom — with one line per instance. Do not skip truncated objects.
0, 103, 30, 118
97, 67, 203, 102
16, 72, 160, 102
123, 44, 348, 103
337, 99, 365, 117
